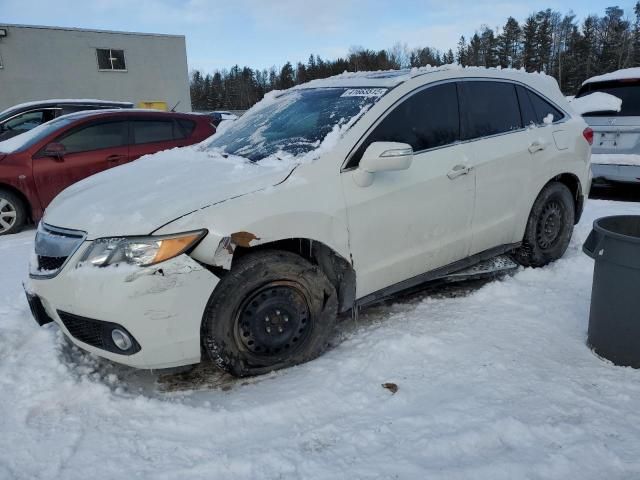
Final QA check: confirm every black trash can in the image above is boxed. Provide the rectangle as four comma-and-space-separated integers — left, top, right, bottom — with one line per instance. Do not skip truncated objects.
583, 215, 640, 368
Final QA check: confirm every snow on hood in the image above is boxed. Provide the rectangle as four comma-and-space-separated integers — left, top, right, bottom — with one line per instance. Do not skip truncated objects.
570, 92, 622, 115
43, 147, 298, 239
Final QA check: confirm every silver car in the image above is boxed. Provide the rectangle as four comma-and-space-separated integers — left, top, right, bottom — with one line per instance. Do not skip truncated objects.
577, 69, 640, 185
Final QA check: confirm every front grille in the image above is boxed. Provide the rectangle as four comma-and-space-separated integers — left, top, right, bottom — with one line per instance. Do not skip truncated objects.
37, 255, 67, 272
57, 311, 141, 355
31, 223, 86, 278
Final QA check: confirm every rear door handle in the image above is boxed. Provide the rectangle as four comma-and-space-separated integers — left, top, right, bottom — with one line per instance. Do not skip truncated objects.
528, 139, 548, 153
106, 154, 127, 163
447, 164, 473, 180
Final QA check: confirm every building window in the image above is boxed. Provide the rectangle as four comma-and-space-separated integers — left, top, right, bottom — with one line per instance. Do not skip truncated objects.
96, 48, 126, 71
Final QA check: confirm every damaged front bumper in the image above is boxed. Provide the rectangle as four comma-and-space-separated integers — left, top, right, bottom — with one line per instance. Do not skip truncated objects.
26, 241, 220, 369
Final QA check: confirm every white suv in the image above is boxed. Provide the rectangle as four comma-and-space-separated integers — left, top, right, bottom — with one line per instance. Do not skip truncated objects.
26, 67, 592, 376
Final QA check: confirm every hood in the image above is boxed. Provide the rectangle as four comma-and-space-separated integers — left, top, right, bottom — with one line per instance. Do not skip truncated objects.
43, 146, 297, 239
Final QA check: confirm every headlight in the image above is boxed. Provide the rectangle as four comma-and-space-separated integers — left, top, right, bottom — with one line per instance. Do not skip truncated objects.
79, 230, 206, 268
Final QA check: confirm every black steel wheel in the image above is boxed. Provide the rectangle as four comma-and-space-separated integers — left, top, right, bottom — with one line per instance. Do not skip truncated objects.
536, 200, 564, 250
234, 282, 312, 357
512, 182, 575, 267
202, 250, 338, 377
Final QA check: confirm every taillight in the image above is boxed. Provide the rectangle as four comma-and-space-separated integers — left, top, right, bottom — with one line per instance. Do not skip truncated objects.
583, 127, 594, 145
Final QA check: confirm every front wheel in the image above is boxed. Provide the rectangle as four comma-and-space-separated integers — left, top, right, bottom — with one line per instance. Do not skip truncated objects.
201, 250, 338, 377
511, 182, 575, 268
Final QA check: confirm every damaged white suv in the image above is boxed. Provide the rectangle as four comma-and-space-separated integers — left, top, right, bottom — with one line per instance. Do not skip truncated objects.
26, 67, 592, 376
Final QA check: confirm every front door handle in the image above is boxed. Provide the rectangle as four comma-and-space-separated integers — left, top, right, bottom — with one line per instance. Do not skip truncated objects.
106, 154, 127, 163
447, 164, 473, 180
528, 139, 548, 153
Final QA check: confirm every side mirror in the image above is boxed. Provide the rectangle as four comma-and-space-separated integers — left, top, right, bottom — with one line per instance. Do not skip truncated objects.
354, 141, 413, 187
43, 142, 66, 160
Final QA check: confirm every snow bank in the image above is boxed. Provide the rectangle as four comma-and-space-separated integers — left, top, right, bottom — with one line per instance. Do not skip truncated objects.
583, 67, 640, 85
570, 92, 622, 115
2, 200, 640, 479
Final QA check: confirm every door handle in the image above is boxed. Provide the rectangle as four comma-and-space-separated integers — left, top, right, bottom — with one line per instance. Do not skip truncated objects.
447, 164, 473, 180
106, 154, 127, 163
528, 139, 548, 153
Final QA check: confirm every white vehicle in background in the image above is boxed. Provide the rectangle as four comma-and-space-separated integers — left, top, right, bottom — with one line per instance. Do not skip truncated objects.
26, 66, 592, 376
576, 68, 640, 185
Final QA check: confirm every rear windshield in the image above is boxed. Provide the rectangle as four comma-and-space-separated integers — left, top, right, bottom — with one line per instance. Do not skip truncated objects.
576, 80, 640, 116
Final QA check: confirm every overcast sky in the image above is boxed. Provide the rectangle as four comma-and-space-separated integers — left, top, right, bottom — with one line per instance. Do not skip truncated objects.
1, 0, 636, 73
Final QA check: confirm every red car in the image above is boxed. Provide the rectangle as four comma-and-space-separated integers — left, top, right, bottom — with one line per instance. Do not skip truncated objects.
0, 110, 215, 235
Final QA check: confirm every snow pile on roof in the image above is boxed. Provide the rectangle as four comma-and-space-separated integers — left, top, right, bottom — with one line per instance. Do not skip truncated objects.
583, 67, 640, 85
570, 92, 622, 115
294, 64, 560, 91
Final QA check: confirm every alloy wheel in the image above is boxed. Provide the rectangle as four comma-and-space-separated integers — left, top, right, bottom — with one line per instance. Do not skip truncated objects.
0, 198, 17, 234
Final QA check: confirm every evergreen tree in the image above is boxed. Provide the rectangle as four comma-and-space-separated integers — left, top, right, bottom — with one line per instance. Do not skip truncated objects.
497, 17, 522, 68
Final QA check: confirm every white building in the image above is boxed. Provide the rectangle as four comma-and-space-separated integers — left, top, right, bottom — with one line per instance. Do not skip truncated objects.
0, 24, 191, 112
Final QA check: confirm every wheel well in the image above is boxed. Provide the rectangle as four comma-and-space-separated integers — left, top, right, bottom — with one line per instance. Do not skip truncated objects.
549, 173, 583, 224
233, 239, 356, 313
0, 183, 32, 221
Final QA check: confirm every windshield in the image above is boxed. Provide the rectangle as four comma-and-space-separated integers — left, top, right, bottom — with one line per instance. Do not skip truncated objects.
577, 80, 640, 116
204, 87, 387, 162
0, 116, 74, 153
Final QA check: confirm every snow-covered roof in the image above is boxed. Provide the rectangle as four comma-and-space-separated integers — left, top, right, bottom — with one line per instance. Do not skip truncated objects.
294, 64, 560, 93
0, 99, 134, 117
583, 68, 640, 85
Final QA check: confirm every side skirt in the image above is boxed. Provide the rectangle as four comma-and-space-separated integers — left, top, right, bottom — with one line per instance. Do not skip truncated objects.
355, 242, 521, 308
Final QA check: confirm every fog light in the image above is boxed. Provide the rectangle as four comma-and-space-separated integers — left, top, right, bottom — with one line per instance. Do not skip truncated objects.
111, 328, 133, 351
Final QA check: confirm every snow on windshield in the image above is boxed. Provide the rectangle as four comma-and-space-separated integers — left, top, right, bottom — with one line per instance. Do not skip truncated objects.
203, 87, 387, 162
0, 116, 73, 153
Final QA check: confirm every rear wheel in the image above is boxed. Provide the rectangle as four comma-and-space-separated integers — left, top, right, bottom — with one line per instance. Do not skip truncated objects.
511, 182, 575, 267
201, 250, 338, 377
0, 189, 27, 236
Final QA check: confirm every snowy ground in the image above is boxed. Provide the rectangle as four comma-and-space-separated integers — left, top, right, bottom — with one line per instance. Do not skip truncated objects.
2, 200, 640, 479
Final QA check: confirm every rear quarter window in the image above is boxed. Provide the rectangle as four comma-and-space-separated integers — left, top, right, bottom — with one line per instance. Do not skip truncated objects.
459, 81, 522, 140
176, 119, 196, 138
526, 90, 565, 124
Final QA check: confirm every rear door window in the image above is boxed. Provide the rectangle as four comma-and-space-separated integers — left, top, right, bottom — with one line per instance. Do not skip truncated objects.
516, 86, 538, 126
349, 82, 460, 167
459, 81, 522, 140
59, 121, 128, 153
576, 80, 640, 116
131, 119, 178, 144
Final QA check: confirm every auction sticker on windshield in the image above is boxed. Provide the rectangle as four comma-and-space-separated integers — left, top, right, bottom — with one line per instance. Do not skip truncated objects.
340, 88, 387, 97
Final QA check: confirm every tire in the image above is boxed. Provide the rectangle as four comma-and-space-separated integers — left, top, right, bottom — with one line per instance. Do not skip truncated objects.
0, 189, 27, 236
201, 250, 338, 377
511, 182, 575, 268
